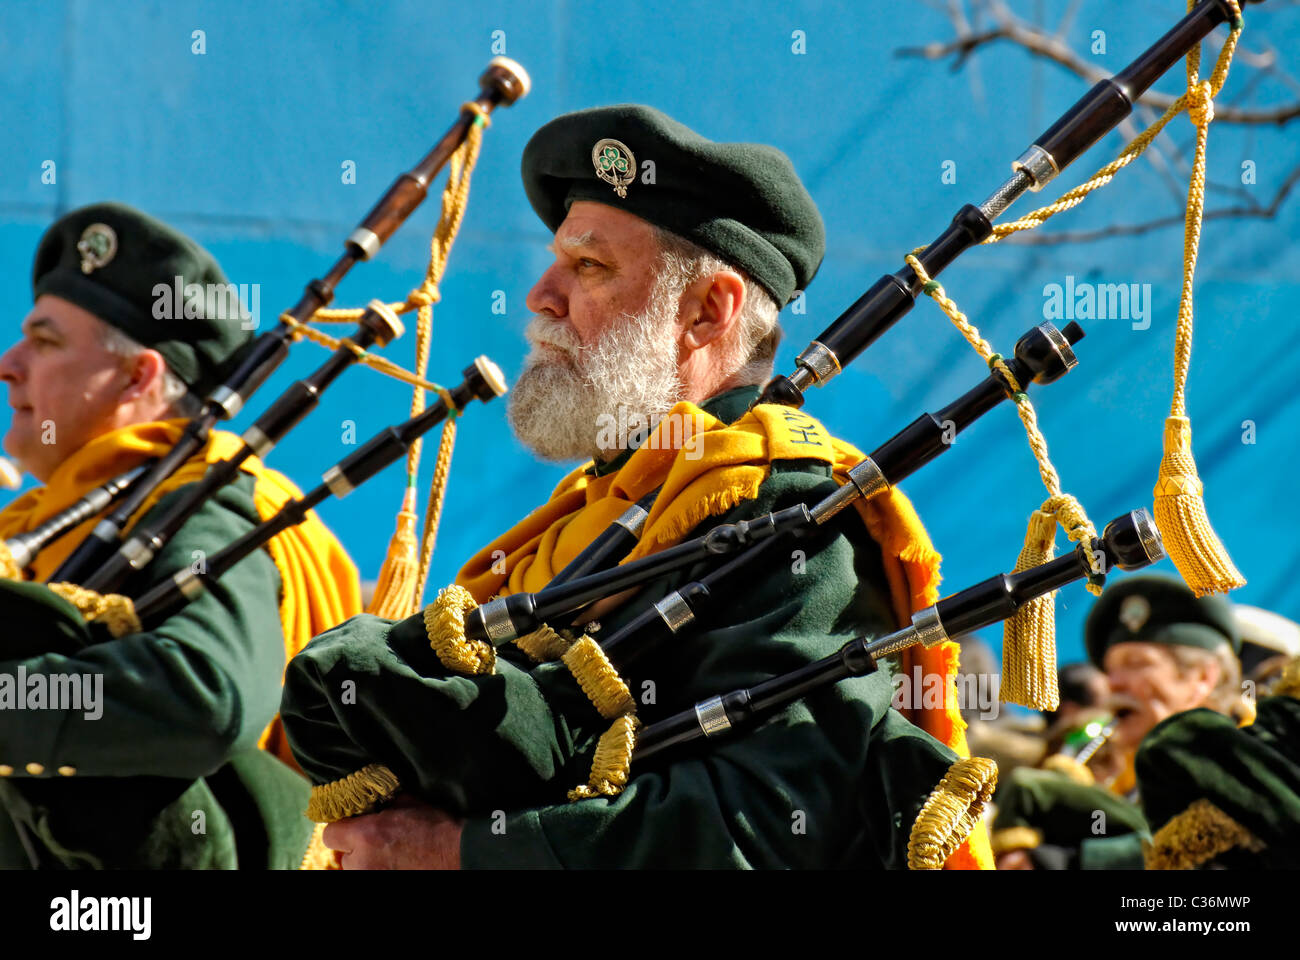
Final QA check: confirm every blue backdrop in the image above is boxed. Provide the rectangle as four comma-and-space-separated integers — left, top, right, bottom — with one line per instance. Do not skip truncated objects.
2, 0, 1296, 666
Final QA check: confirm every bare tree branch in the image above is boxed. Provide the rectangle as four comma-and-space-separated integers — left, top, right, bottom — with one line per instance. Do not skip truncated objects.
896, 13, 1300, 124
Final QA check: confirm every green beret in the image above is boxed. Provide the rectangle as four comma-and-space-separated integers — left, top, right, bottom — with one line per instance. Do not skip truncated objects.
1136, 698, 1300, 868
521, 104, 825, 307
1085, 574, 1239, 668
31, 202, 253, 399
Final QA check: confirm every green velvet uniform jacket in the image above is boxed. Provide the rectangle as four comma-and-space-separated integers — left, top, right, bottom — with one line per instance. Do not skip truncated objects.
283, 387, 962, 868
0, 472, 315, 869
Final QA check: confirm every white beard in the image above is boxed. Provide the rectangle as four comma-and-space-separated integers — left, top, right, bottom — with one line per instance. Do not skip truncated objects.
507, 279, 685, 463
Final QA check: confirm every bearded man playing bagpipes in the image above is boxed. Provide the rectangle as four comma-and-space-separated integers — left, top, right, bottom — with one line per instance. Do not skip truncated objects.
287, 105, 997, 870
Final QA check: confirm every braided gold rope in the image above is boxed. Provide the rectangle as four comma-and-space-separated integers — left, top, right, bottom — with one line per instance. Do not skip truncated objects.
907, 756, 998, 870
305, 763, 401, 823
423, 584, 496, 675
413, 415, 458, 607
905, 254, 1099, 710
47, 582, 141, 638
904, 255, 1100, 558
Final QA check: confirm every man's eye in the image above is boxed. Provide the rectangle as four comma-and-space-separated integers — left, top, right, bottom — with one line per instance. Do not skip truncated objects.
578, 258, 602, 269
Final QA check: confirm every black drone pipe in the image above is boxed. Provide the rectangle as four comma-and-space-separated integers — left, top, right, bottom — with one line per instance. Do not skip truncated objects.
78, 302, 405, 594
464, 319, 1084, 646
120, 357, 507, 634
3, 463, 149, 571
757, 0, 1254, 410
47, 58, 530, 585
631, 508, 1165, 763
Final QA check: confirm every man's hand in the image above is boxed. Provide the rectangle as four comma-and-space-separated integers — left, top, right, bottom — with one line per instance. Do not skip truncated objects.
320, 794, 463, 869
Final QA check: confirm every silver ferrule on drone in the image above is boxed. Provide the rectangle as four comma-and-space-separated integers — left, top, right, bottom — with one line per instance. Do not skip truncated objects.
477, 598, 519, 646
789, 341, 842, 393
612, 503, 649, 538
864, 605, 951, 660
809, 456, 890, 525
694, 696, 732, 738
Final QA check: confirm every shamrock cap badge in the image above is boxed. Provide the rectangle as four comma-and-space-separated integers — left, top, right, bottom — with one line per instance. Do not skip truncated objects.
591, 138, 636, 198
77, 223, 118, 275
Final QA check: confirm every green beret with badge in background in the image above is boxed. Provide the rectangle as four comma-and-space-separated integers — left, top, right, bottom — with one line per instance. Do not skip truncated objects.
1085, 573, 1241, 668
29, 201, 256, 398
0, 201, 347, 870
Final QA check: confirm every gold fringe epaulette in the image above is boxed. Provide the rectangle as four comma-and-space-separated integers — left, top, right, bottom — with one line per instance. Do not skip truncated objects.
306, 763, 401, 824
908, 756, 998, 870
1145, 798, 1263, 870
47, 582, 141, 637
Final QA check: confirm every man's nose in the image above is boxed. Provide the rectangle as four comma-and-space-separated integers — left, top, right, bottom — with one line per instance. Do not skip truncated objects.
525, 263, 566, 318
0, 342, 25, 385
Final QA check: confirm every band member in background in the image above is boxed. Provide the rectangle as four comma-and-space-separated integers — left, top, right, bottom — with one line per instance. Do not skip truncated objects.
0, 202, 360, 868
993, 573, 1251, 869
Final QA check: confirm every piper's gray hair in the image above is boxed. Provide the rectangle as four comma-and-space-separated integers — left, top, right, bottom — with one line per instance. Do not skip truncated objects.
650, 226, 781, 386
97, 322, 203, 418
1169, 643, 1246, 720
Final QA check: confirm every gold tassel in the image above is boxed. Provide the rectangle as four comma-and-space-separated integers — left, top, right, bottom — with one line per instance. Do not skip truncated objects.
1001, 509, 1060, 711
47, 582, 141, 637
568, 714, 641, 801
366, 489, 421, 619
306, 763, 401, 823
1153, 416, 1245, 597
907, 756, 999, 870
422, 584, 495, 675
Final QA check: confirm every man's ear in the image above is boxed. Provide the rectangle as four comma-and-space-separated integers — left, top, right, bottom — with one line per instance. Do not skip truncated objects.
1187, 655, 1221, 707
119, 348, 168, 405
682, 271, 746, 351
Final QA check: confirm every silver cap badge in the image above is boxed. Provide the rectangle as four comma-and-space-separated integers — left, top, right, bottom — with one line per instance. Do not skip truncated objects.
1119, 595, 1152, 634
592, 138, 636, 198
77, 223, 118, 274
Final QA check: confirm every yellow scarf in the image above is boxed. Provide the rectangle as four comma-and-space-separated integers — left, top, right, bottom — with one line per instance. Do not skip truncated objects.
0, 420, 362, 764
457, 400, 993, 869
